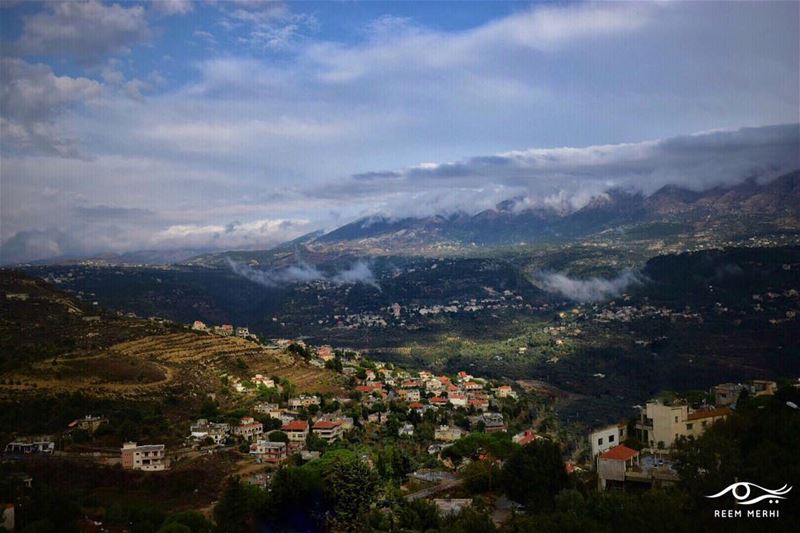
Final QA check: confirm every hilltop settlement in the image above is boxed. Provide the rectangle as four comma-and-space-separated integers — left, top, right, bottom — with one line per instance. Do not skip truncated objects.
2, 296, 799, 532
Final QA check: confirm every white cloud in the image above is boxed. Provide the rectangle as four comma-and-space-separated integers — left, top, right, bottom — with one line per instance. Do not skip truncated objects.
317, 124, 800, 217
0, 58, 102, 157
15, 0, 151, 62
0, 1, 798, 262
153, 0, 194, 16
155, 218, 312, 249
538, 270, 644, 302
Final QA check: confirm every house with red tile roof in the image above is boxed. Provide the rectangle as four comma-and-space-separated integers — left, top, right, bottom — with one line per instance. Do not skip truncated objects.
281, 420, 309, 443
597, 445, 639, 490
312, 420, 343, 443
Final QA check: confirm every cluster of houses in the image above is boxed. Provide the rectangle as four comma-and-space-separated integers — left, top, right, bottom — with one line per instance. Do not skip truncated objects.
3, 415, 111, 456
229, 373, 276, 393
588, 380, 777, 491
191, 320, 256, 339
178, 358, 536, 469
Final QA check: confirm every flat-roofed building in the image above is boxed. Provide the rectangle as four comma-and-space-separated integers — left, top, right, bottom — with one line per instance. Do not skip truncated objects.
121, 442, 167, 471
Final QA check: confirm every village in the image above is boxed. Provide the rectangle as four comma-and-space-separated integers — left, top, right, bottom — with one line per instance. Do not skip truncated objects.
2, 312, 789, 530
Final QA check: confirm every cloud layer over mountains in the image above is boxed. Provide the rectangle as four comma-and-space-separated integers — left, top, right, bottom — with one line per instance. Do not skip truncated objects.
1, 1, 798, 263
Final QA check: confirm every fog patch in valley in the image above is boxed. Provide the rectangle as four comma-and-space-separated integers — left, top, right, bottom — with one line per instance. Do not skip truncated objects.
226, 258, 380, 290
537, 270, 644, 302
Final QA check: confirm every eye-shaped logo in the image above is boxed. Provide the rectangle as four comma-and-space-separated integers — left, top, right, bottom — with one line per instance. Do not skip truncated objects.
706, 482, 792, 505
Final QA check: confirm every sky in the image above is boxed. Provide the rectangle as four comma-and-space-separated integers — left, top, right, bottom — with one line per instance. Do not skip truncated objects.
1, 0, 798, 263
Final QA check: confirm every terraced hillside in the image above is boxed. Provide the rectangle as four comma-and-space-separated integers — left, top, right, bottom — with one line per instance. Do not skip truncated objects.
0, 271, 345, 401
114, 332, 345, 394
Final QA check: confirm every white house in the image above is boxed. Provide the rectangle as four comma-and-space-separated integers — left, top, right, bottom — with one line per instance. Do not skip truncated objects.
589, 423, 627, 465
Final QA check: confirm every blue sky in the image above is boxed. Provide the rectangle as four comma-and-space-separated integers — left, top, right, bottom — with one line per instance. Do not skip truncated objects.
1, 1, 798, 262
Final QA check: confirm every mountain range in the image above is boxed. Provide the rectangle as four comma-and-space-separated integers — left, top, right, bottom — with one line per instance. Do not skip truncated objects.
253, 170, 800, 257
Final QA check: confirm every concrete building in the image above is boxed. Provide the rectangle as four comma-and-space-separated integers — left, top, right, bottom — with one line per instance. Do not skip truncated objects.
4, 438, 54, 455
288, 395, 320, 409
398, 423, 415, 437
312, 420, 343, 443
433, 499, 472, 515
712, 383, 743, 407
635, 401, 731, 448
249, 440, 288, 463
434, 425, 464, 442
121, 442, 167, 471
68, 415, 108, 433
478, 412, 506, 433
597, 445, 678, 491
597, 445, 640, 490
589, 423, 628, 464
281, 420, 309, 443
190, 419, 230, 444
232, 417, 263, 441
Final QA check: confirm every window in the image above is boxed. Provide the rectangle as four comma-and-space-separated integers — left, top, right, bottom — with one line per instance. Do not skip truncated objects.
609, 435, 615, 443
674, 416, 679, 423
687, 423, 693, 430
598, 438, 603, 446
702, 421, 707, 428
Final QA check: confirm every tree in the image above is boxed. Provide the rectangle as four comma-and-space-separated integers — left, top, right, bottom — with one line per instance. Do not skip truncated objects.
396, 499, 440, 531
268, 430, 289, 443
266, 465, 324, 531
200, 396, 219, 418
117, 419, 140, 442
214, 478, 252, 533
323, 455, 380, 530
306, 430, 327, 452
462, 459, 501, 494
501, 440, 569, 510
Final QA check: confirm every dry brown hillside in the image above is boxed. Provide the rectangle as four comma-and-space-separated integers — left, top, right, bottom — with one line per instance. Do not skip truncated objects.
0, 270, 345, 400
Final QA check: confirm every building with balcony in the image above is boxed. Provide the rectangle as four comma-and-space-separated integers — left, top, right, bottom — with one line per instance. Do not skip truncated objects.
121, 442, 167, 471
635, 401, 730, 449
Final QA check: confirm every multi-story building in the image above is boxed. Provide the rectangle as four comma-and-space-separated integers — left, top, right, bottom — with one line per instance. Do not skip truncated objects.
249, 440, 288, 463
434, 425, 464, 442
597, 445, 678, 491
253, 402, 281, 417
635, 401, 731, 448
312, 421, 343, 443
232, 417, 263, 441
478, 413, 506, 433
288, 395, 320, 409
190, 419, 230, 444
589, 423, 628, 464
281, 420, 309, 443
712, 380, 777, 407
712, 383, 743, 407
448, 394, 467, 408
121, 442, 167, 471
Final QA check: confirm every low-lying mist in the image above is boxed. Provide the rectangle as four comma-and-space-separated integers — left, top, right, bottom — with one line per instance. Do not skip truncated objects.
537, 270, 644, 302
226, 258, 380, 290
